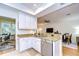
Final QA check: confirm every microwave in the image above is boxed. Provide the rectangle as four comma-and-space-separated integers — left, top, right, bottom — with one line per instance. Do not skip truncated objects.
46, 28, 53, 33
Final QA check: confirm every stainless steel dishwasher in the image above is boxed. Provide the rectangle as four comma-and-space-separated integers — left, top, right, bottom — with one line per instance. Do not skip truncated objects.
41, 39, 53, 56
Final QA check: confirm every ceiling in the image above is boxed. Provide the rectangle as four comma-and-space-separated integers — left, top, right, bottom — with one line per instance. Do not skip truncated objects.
2, 3, 54, 15
2, 3, 71, 17
20, 3, 47, 12
41, 3, 79, 23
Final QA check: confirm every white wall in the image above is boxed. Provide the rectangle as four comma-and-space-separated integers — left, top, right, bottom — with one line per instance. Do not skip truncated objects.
0, 4, 18, 19
44, 14, 79, 44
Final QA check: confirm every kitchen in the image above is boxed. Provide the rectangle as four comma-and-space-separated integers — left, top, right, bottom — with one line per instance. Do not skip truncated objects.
0, 3, 65, 56
17, 9, 62, 56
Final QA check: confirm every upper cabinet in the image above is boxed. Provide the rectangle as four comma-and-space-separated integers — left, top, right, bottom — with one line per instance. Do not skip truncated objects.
30, 15, 37, 29
18, 12, 37, 29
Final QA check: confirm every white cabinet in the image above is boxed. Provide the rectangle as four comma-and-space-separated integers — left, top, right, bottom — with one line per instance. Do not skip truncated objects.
19, 38, 32, 52
33, 38, 41, 53
18, 12, 27, 29
24, 13, 31, 29
30, 16, 37, 29
18, 37, 41, 53
18, 12, 37, 29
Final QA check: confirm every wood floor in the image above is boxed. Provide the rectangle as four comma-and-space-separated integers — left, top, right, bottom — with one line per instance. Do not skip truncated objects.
63, 46, 79, 56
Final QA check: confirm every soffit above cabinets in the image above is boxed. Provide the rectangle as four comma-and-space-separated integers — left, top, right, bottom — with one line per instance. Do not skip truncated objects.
2, 3, 72, 17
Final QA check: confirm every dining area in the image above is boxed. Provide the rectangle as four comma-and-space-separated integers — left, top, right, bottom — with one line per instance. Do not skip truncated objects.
0, 33, 15, 51
62, 33, 72, 45
0, 16, 16, 53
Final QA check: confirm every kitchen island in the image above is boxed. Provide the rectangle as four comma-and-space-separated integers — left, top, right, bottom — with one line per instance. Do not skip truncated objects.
41, 36, 62, 56
36, 34, 62, 56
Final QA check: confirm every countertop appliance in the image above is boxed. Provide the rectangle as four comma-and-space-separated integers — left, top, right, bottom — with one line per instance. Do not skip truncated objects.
46, 28, 53, 33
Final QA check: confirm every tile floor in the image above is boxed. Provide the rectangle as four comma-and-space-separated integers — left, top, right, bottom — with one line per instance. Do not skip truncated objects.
0, 48, 41, 56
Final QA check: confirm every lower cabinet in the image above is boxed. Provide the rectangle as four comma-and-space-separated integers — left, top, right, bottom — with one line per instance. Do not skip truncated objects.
18, 37, 61, 56
19, 38, 32, 52
41, 39, 53, 56
19, 37, 41, 53
33, 38, 41, 53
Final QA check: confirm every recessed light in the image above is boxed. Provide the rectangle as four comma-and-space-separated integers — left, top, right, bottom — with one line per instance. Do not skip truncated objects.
33, 4, 37, 7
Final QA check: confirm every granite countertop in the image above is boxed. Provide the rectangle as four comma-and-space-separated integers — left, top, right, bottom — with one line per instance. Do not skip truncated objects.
17, 34, 33, 37
41, 37, 61, 42
34, 34, 61, 42
17, 34, 61, 42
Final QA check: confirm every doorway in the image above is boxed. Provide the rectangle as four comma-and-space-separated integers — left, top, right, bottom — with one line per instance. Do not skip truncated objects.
0, 16, 16, 54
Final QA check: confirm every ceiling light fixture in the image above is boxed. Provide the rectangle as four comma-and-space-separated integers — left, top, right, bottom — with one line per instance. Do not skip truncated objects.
33, 4, 37, 7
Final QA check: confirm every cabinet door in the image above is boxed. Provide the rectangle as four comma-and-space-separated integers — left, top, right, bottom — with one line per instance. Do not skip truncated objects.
30, 16, 37, 29
25, 14, 31, 29
19, 38, 31, 52
18, 12, 27, 29
31, 38, 35, 48
33, 38, 41, 53
19, 38, 26, 52
32, 38, 36, 49
41, 40, 53, 56
27, 38, 32, 48
18, 12, 30, 29
35, 40, 41, 53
